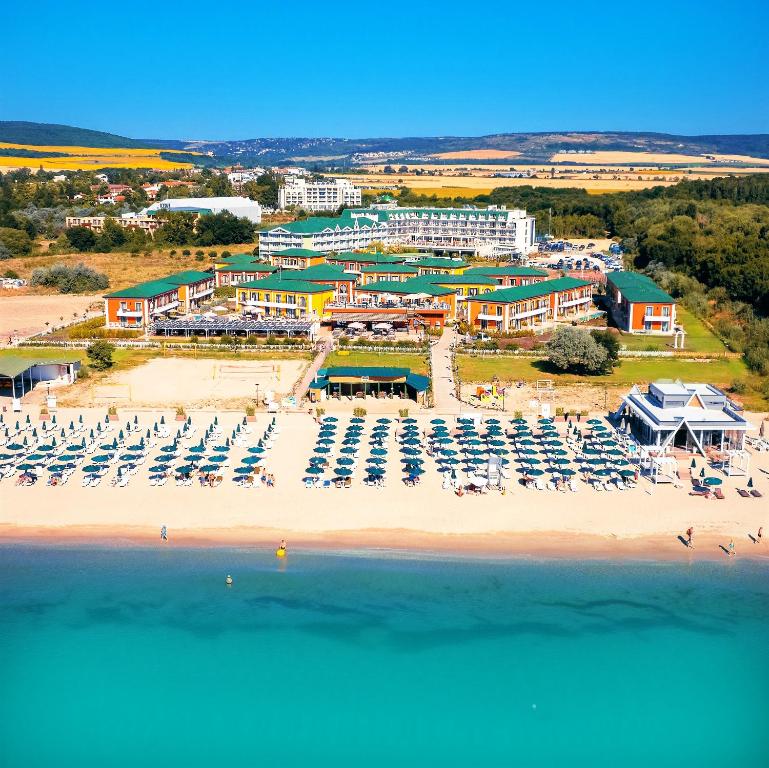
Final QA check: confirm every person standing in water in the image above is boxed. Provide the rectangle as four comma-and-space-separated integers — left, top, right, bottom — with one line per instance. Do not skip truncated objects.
728, 539, 736, 558
160, 525, 168, 542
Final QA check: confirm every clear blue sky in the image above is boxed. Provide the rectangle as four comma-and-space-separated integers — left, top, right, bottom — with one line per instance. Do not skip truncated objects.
4, 0, 768, 140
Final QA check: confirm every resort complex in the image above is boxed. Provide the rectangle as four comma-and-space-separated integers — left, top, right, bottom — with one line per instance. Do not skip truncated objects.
258, 205, 536, 259
605, 271, 677, 334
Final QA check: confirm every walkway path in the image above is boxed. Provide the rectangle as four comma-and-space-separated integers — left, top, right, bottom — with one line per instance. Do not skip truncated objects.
294, 333, 333, 404
429, 327, 461, 413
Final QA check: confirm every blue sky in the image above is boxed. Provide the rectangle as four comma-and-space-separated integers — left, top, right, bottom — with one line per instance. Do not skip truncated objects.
4, 0, 768, 140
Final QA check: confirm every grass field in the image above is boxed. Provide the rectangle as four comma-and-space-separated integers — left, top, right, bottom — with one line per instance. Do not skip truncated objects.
615, 307, 727, 353
0, 142, 194, 170
4, 245, 257, 292
325, 350, 429, 375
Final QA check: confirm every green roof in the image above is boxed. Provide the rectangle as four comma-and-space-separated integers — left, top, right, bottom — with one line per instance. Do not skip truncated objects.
219, 253, 257, 264
0, 355, 80, 379
360, 277, 455, 297
327, 252, 402, 264
353, 207, 516, 220
162, 270, 213, 286
272, 248, 325, 257
320, 366, 411, 378
235, 274, 334, 293
104, 278, 178, 299
424, 274, 497, 286
464, 266, 549, 278
361, 264, 419, 274
216, 263, 276, 274
464, 277, 593, 305
606, 272, 676, 304
270, 214, 382, 235
283, 264, 352, 281
412, 257, 469, 270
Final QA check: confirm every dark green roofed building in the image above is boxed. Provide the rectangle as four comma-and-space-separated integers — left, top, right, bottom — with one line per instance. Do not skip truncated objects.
307, 366, 430, 404
605, 272, 677, 335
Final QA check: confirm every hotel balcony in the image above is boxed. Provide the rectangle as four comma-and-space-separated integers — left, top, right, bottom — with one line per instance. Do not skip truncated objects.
116, 308, 143, 318
243, 299, 307, 311
190, 286, 214, 299
560, 296, 592, 309
149, 301, 179, 315
510, 307, 549, 321
327, 299, 451, 312
477, 313, 504, 321
644, 313, 671, 322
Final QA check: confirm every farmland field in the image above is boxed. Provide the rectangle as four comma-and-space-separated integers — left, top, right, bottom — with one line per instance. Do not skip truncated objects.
0, 142, 194, 170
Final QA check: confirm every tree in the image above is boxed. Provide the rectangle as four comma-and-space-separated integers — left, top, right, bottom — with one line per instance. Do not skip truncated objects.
590, 329, 621, 373
195, 211, 256, 246
546, 326, 608, 374
86, 340, 115, 371
30, 263, 109, 293
154, 211, 197, 246
65, 225, 97, 252
0, 226, 33, 256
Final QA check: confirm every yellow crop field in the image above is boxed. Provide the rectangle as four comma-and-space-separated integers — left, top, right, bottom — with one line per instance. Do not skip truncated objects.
433, 149, 521, 160
0, 142, 195, 170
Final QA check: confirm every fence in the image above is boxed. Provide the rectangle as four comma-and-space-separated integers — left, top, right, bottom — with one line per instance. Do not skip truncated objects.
17, 339, 315, 352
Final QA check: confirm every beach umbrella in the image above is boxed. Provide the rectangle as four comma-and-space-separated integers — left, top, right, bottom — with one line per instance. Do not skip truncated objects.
337, 458, 355, 466
405, 467, 425, 476
690, 458, 697, 469
557, 468, 576, 477
488, 439, 505, 447
350, 417, 365, 424
367, 457, 387, 465
242, 456, 262, 464
592, 425, 607, 432
433, 437, 453, 445
323, 416, 338, 423
402, 438, 420, 446
465, 457, 485, 465
518, 438, 536, 446
6, 442, 24, 451
486, 418, 500, 425
305, 466, 324, 475
551, 458, 570, 466
188, 444, 205, 453
612, 459, 631, 467
234, 466, 253, 475
149, 464, 169, 473
82, 464, 103, 473
699, 467, 706, 478
549, 449, 568, 457
367, 468, 385, 477
430, 418, 446, 425
334, 468, 353, 477
440, 457, 460, 465
401, 448, 421, 457
120, 453, 139, 461
27, 453, 47, 461
92, 455, 110, 463
371, 448, 387, 456
17, 463, 38, 472
160, 444, 177, 453
518, 448, 537, 456
212, 445, 230, 453
176, 465, 195, 475
207, 455, 227, 464
619, 469, 635, 478
490, 448, 510, 456
318, 431, 336, 439
544, 440, 564, 447
342, 437, 361, 446
313, 446, 331, 455
197, 464, 217, 473
465, 448, 485, 456
377, 418, 392, 424
400, 456, 424, 465
587, 419, 600, 425
585, 458, 604, 466
340, 447, 357, 455
403, 418, 417, 424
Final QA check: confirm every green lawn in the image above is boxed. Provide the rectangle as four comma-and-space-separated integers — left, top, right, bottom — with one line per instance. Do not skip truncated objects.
325, 350, 430, 375
615, 307, 726, 353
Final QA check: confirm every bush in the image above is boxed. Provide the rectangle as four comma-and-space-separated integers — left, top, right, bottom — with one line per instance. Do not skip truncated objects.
398, 408, 409, 418
245, 405, 255, 417
0, 244, 11, 260
195, 253, 205, 261
170, 249, 177, 257
30, 263, 109, 294
182, 249, 191, 256
2, 268, 19, 278
77, 364, 90, 380
219, 334, 235, 345
214, 286, 235, 298
730, 379, 747, 395
176, 406, 186, 417
245, 335, 259, 346
208, 251, 217, 259
0, 227, 33, 256
744, 342, 769, 375
353, 407, 367, 417
86, 340, 115, 370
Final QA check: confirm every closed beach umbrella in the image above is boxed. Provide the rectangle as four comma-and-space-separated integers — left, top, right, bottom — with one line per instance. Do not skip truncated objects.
690, 459, 697, 469
699, 467, 706, 478
747, 477, 754, 488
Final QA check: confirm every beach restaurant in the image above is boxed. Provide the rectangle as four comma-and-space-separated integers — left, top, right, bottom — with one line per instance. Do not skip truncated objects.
308, 366, 430, 404
616, 381, 751, 458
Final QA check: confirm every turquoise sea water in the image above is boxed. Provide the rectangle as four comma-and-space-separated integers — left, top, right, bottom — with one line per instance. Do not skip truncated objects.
1, 547, 768, 767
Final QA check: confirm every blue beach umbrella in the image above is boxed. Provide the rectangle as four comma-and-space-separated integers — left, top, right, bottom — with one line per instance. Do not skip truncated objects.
199, 464, 218, 473
247, 446, 265, 455
337, 458, 355, 466
234, 466, 253, 475
430, 418, 446, 425
207, 455, 227, 464
149, 464, 169, 473
323, 416, 338, 423
377, 418, 391, 424
367, 468, 385, 477
403, 418, 417, 424
212, 445, 230, 453
313, 446, 330, 455
518, 467, 543, 476
335, 468, 352, 477
317, 438, 334, 445
340, 447, 358, 455
400, 457, 424, 465
350, 417, 365, 424
371, 448, 387, 456
367, 457, 387, 465
82, 464, 103, 473
241, 456, 262, 465
305, 466, 324, 475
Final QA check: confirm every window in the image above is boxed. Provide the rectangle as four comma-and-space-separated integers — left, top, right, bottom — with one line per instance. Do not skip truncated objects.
662, 306, 670, 316
646, 305, 653, 316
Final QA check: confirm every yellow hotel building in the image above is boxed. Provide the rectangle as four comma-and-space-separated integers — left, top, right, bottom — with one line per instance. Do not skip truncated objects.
235, 274, 334, 319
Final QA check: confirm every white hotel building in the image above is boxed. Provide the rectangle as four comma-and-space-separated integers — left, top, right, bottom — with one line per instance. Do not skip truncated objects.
259, 205, 536, 258
278, 176, 362, 212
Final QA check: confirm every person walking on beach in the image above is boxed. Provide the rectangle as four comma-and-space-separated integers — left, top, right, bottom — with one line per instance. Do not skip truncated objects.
686, 526, 694, 548
728, 538, 736, 558
161, 525, 168, 542
756, 526, 763, 545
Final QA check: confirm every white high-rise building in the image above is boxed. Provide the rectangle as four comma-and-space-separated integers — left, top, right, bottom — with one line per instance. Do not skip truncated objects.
278, 176, 362, 212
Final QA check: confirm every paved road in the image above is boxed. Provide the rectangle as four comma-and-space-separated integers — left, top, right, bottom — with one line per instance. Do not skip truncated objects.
429, 327, 461, 413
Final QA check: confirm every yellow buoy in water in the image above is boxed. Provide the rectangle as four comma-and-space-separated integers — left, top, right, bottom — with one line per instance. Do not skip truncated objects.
225, 574, 233, 586
276, 548, 286, 558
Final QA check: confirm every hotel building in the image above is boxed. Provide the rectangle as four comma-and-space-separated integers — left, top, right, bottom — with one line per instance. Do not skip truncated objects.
605, 272, 677, 334
269, 248, 327, 270
234, 273, 335, 319
259, 206, 535, 259
464, 277, 594, 331
278, 176, 362, 212
462, 265, 549, 287
64, 215, 162, 235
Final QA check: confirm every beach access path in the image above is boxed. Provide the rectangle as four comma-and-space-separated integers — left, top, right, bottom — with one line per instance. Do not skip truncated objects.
295, 333, 333, 402
430, 327, 460, 413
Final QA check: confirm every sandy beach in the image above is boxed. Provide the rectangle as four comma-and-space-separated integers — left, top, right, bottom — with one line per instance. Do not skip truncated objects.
1, 408, 766, 561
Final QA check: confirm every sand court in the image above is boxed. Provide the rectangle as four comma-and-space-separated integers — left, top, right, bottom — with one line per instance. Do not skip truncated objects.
97, 357, 308, 407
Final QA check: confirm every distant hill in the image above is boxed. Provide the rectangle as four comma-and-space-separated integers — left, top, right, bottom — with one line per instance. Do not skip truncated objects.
2, 122, 768, 163
0, 121, 184, 149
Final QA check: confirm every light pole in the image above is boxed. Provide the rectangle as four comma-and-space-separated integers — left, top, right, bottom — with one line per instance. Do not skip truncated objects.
255, 383, 260, 408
